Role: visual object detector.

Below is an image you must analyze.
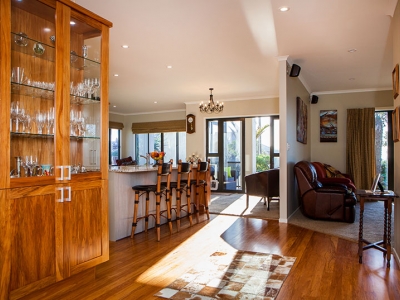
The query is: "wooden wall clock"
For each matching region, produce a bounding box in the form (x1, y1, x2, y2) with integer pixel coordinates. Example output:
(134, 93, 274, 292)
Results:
(186, 114, 195, 134)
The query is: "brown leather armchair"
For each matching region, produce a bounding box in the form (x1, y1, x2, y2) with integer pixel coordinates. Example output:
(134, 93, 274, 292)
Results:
(294, 161, 356, 223)
(245, 168, 279, 210)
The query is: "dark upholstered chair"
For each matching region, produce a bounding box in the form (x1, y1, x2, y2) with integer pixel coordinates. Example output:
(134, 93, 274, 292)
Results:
(294, 161, 356, 223)
(245, 168, 279, 210)
(312, 162, 356, 192)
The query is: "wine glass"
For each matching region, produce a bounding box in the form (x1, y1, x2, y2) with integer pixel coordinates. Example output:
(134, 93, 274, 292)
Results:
(46, 107, 55, 134)
(35, 112, 46, 134)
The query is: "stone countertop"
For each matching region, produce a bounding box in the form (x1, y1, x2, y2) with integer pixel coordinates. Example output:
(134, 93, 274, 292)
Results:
(109, 165, 179, 173)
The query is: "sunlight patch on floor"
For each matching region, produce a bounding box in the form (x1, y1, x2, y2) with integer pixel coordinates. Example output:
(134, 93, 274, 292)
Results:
(135, 214, 241, 285)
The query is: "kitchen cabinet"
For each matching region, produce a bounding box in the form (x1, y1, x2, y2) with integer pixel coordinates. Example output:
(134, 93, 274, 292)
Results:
(0, 0, 112, 298)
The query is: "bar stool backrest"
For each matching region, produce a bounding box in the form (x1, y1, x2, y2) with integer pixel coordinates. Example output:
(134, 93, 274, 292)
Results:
(156, 159, 173, 191)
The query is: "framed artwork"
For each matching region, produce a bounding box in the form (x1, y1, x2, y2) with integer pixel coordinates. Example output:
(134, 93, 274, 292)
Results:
(296, 97, 307, 144)
(320, 110, 337, 142)
(393, 64, 399, 99)
(392, 107, 399, 142)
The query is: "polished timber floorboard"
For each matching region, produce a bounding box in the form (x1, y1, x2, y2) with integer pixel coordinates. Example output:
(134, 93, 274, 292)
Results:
(23, 214, 400, 300)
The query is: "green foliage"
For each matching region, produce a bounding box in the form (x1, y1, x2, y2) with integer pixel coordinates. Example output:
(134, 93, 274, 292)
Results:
(256, 154, 270, 172)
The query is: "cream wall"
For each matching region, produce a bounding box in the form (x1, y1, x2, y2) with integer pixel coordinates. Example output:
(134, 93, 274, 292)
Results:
(185, 97, 279, 162)
(283, 61, 311, 220)
(310, 90, 393, 172)
(392, 1, 400, 265)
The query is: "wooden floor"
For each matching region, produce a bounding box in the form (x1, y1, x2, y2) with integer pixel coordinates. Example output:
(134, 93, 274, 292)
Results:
(23, 214, 400, 300)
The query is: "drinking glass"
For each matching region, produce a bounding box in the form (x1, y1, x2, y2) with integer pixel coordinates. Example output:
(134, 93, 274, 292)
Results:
(46, 107, 55, 134)
(35, 112, 46, 134)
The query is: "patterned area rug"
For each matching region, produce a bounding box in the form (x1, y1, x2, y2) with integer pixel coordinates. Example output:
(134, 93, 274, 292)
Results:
(155, 250, 296, 299)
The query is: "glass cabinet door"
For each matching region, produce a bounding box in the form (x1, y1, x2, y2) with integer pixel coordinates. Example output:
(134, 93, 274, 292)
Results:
(69, 12, 102, 175)
(10, 0, 56, 180)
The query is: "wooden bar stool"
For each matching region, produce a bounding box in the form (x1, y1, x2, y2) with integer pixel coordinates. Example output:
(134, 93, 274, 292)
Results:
(170, 159, 193, 231)
(131, 159, 173, 241)
(191, 159, 210, 223)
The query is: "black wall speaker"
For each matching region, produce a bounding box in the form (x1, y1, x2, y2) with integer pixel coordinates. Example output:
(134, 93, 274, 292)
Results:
(311, 95, 318, 104)
(289, 64, 301, 77)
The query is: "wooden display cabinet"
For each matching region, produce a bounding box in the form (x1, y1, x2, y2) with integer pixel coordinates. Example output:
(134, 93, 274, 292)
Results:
(0, 0, 112, 299)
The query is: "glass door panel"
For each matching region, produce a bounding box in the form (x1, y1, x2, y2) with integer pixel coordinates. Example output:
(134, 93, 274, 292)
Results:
(10, 0, 56, 179)
(69, 13, 102, 173)
(223, 120, 243, 191)
(206, 118, 244, 192)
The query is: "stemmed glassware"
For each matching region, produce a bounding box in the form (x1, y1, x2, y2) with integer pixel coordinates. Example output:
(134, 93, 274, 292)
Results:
(35, 112, 46, 134)
(10, 101, 21, 132)
(46, 107, 55, 134)
(23, 155, 38, 176)
(70, 109, 87, 136)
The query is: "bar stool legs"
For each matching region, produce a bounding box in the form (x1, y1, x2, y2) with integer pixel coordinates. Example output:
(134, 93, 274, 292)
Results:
(131, 191, 152, 238)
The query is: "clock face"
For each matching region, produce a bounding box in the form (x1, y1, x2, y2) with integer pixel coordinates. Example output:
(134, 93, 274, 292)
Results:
(188, 117, 193, 123)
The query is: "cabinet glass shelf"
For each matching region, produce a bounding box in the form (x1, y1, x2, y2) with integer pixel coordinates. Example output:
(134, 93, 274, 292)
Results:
(12, 32, 55, 62)
(11, 32, 101, 68)
(11, 82, 54, 99)
(10, 132, 100, 140)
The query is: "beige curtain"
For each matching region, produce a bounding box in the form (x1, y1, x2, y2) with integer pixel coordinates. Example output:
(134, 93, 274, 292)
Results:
(109, 121, 124, 130)
(346, 108, 375, 189)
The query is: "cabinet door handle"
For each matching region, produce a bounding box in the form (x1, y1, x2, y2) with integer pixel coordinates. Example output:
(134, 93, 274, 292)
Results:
(57, 166, 64, 180)
(57, 187, 64, 202)
(65, 186, 71, 202)
(65, 165, 71, 180)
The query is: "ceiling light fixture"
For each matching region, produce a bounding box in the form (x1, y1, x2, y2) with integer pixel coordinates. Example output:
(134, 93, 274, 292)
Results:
(114, 74, 119, 77)
(199, 88, 223, 114)
(167, 65, 172, 69)
(279, 7, 290, 12)
(121, 45, 129, 48)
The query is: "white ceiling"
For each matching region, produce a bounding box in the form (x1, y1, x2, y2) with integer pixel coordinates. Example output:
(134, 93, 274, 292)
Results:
(75, 0, 397, 115)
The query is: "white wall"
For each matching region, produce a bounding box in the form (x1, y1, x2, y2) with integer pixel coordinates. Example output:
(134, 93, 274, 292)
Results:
(310, 91, 393, 172)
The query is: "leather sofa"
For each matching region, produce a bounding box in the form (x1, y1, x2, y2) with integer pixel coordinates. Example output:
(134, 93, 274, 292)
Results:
(312, 161, 356, 192)
(294, 161, 356, 223)
(245, 168, 279, 210)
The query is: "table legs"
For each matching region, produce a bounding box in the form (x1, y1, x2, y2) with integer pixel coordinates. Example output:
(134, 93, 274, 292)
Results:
(358, 196, 392, 268)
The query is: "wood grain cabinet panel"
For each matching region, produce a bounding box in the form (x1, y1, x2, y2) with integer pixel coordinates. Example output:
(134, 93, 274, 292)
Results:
(0, 0, 112, 298)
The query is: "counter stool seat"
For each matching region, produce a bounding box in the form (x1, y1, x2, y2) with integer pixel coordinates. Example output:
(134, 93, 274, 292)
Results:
(131, 160, 173, 241)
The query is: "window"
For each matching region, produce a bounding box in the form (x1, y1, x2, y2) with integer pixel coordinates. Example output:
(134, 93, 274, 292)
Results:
(109, 128, 121, 165)
(134, 132, 186, 165)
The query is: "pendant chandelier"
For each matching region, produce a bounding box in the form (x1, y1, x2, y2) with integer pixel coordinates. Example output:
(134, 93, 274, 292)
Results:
(199, 88, 223, 113)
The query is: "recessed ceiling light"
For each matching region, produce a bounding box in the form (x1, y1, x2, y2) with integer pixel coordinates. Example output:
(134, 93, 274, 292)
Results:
(348, 48, 357, 53)
(154, 101, 158, 104)
(121, 45, 129, 49)
(279, 7, 290, 12)
(70, 21, 76, 25)
(114, 74, 119, 77)
(113, 105, 117, 107)
(167, 65, 172, 69)
(44, 28, 51, 32)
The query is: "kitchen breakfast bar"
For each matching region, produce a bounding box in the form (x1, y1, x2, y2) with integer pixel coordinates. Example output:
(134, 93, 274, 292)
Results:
(108, 165, 210, 241)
